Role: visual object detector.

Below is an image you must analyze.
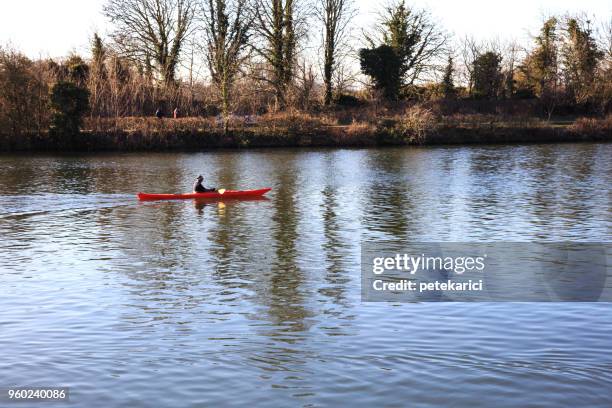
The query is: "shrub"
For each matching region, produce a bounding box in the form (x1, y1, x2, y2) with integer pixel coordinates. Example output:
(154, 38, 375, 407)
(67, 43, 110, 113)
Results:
(569, 115, 612, 134)
(334, 94, 364, 107)
(397, 105, 437, 143)
(359, 45, 402, 100)
(49, 81, 90, 140)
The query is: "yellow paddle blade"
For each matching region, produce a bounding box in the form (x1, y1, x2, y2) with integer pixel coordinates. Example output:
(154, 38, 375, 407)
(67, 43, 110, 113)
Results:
(218, 189, 226, 194)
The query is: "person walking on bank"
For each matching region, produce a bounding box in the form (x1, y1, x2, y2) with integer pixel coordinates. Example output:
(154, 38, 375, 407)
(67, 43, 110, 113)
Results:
(173, 107, 179, 119)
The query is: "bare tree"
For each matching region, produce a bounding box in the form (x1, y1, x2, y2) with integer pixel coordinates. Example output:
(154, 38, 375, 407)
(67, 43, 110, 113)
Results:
(251, 0, 308, 109)
(596, 18, 612, 113)
(502, 40, 521, 98)
(315, 0, 355, 105)
(296, 59, 316, 109)
(459, 36, 480, 93)
(603, 18, 612, 60)
(0, 48, 48, 136)
(459, 36, 504, 96)
(104, 0, 196, 85)
(332, 55, 359, 95)
(201, 0, 252, 130)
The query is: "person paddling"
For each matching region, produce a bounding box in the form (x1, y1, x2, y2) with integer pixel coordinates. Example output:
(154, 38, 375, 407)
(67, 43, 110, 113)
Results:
(193, 175, 217, 193)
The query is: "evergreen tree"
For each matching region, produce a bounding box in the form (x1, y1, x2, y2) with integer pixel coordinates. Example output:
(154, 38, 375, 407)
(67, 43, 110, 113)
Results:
(92, 33, 106, 68)
(366, 0, 447, 88)
(520, 18, 559, 98)
(359, 45, 402, 99)
(89, 34, 107, 117)
(49, 81, 90, 142)
(471, 51, 503, 99)
(442, 54, 456, 98)
(562, 17, 603, 104)
(65, 55, 89, 86)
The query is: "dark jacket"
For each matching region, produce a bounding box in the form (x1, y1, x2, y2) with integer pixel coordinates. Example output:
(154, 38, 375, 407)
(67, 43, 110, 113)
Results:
(194, 180, 214, 193)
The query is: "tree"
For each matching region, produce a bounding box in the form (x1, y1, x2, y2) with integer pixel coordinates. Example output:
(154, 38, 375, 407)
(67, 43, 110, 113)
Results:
(441, 54, 456, 98)
(316, 0, 355, 106)
(296, 60, 316, 109)
(252, 0, 303, 109)
(0, 49, 46, 136)
(561, 17, 603, 104)
(104, 0, 196, 85)
(603, 17, 612, 61)
(106, 55, 133, 118)
(459, 36, 482, 94)
(201, 0, 251, 131)
(367, 0, 448, 87)
(92, 33, 106, 67)
(65, 55, 90, 86)
(593, 18, 612, 113)
(89, 33, 108, 117)
(520, 18, 560, 99)
(359, 45, 402, 99)
(502, 41, 520, 98)
(49, 82, 90, 141)
(471, 51, 503, 99)
(516, 17, 561, 118)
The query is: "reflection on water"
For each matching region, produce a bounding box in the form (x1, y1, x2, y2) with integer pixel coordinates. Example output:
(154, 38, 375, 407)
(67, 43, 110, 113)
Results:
(0, 144, 611, 407)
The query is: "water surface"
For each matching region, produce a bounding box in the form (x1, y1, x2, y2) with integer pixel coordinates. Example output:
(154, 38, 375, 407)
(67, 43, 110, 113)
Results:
(1, 144, 611, 407)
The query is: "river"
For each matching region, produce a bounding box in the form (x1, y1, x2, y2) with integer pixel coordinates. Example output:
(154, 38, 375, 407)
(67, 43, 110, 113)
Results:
(1, 143, 611, 407)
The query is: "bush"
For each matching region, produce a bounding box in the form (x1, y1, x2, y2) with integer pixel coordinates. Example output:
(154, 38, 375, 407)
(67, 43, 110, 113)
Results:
(359, 45, 402, 100)
(49, 81, 90, 140)
(569, 115, 612, 135)
(334, 94, 364, 107)
(397, 105, 437, 143)
(373, 105, 437, 144)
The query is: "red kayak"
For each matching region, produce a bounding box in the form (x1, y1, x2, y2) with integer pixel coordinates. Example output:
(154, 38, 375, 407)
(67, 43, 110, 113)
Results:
(138, 188, 272, 201)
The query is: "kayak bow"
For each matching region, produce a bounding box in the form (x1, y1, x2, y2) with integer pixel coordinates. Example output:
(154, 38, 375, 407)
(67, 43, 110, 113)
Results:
(137, 188, 271, 201)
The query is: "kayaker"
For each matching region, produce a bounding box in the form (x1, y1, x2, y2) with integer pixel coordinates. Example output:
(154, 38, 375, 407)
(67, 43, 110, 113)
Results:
(155, 108, 164, 119)
(193, 175, 216, 193)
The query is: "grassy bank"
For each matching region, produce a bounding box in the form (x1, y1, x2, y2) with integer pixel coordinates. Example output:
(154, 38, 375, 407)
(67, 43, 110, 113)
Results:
(1, 111, 611, 152)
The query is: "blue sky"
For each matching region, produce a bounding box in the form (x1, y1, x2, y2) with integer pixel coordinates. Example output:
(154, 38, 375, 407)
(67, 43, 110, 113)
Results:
(1, 0, 610, 58)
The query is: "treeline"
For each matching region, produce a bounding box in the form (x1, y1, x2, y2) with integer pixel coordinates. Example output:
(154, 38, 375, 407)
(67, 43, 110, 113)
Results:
(1, 0, 611, 139)
(358, 5, 611, 117)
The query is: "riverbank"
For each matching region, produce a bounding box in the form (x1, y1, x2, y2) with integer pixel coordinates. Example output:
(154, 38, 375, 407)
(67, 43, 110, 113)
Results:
(1, 112, 610, 152)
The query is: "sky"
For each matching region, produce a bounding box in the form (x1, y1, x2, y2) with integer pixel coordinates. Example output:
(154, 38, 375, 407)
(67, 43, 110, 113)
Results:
(0, 0, 610, 59)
